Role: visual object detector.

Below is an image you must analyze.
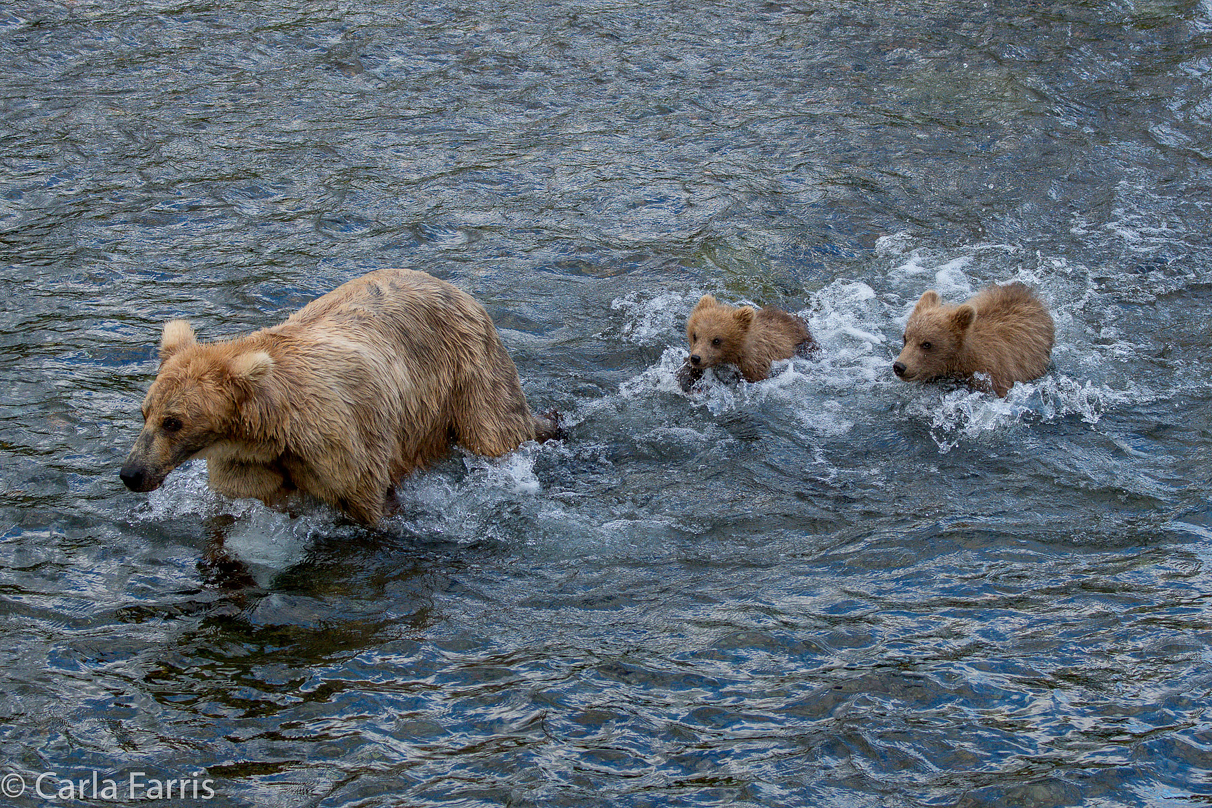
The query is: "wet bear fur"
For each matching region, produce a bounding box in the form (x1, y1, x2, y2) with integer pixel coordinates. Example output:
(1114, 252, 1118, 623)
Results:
(679, 294, 816, 389)
(893, 282, 1055, 397)
(120, 268, 559, 525)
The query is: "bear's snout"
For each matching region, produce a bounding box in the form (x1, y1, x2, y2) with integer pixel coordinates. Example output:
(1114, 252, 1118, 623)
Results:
(119, 463, 147, 491)
(690, 354, 701, 366)
(893, 361, 907, 377)
(119, 462, 161, 493)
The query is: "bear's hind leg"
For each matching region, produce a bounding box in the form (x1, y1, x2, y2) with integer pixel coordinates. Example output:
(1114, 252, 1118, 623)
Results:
(450, 354, 542, 457)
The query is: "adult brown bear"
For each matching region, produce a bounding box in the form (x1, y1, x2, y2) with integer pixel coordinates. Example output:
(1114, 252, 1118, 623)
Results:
(120, 269, 558, 524)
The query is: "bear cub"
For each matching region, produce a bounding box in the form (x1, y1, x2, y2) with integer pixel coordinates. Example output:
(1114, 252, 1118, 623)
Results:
(678, 294, 816, 391)
(893, 282, 1054, 397)
(120, 268, 559, 525)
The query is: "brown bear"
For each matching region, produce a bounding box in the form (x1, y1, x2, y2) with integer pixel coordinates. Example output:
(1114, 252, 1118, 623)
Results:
(893, 282, 1055, 397)
(120, 268, 559, 525)
(678, 294, 816, 390)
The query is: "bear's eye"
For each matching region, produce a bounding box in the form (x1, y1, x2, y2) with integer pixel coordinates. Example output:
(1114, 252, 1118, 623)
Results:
(711, 337, 721, 346)
(161, 416, 183, 433)
(692, 332, 697, 342)
(921, 341, 932, 350)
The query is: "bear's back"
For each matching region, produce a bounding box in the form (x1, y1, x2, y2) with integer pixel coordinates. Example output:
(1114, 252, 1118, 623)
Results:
(754, 307, 811, 347)
(272, 269, 499, 388)
(735, 307, 814, 381)
(967, 283, 1055, 392)
(286, 269, 482, 334)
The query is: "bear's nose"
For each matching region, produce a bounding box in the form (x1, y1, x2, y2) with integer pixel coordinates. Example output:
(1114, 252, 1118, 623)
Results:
(119, 465, 146, 491)
(893, 361, 906, 377)
(690, 355, 701, 366)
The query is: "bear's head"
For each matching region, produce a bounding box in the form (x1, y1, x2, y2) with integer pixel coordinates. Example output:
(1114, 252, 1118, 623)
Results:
(686, 294, 754, 371)
(892, 290, 975, 385)
(119, 320, 274, 493)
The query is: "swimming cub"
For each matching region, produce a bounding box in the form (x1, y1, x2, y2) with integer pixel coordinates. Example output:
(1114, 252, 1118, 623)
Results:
(893, 282, 1054, 397)
(678, 294, 816, 391)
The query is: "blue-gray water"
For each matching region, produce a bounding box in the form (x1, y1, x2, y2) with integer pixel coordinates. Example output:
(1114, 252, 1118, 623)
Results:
(2, 1, 1211, 806)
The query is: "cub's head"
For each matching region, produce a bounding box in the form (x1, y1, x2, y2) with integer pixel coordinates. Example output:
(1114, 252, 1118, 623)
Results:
(892, 290, 975, 384)
(119, 320, 273, 493)
(686, 294, 754, 370)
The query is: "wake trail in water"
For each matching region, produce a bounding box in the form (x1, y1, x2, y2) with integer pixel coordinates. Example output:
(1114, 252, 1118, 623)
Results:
(604, 238, 1129, 452)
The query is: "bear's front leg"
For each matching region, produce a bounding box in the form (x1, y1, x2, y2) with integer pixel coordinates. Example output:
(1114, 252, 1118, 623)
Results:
(206, 459, 295, 508)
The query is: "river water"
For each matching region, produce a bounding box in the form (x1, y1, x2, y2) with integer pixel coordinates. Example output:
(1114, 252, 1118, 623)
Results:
(3, 1, 1212, 806)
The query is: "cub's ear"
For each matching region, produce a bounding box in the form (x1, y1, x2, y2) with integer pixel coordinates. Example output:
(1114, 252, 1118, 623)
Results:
(692, 294, 717, 312)
(951, 304, 976, 332)
(734, 306, 756, 329)
(912, 290, 941, 312)
(228, 351, 274, 385)
(159, 320, 196, 363)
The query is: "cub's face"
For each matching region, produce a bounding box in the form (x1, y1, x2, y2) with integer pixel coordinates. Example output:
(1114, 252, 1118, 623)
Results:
(894, 317, 956, 383)
(686, 295, 753, 370)
(892, 291, 973, 384)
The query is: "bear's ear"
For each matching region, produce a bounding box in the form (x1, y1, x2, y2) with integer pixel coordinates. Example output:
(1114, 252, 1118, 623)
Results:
(733, 306, 756, 329)
(912, 290, 941, 312)
(951, 304, 976, 333)
(228, 351, 274, 386)
(159, 320, 196, 363)
(692, 294, 717, 312)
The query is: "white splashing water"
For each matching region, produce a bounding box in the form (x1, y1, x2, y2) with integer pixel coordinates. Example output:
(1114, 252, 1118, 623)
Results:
(609, 289, 704, 345)
(136, 462, 326, 583)
(907, 375, 1122, 453)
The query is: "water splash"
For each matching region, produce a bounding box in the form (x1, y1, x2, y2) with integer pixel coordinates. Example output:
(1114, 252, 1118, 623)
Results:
(134, 461, 331, 583)
(137, 461, 226, 522)
(907, 374, 1121, 453)
(608, 289, 703, 345)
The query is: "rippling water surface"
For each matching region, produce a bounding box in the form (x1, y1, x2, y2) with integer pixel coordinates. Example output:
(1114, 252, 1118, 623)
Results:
(3, 1, 1212, 806)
